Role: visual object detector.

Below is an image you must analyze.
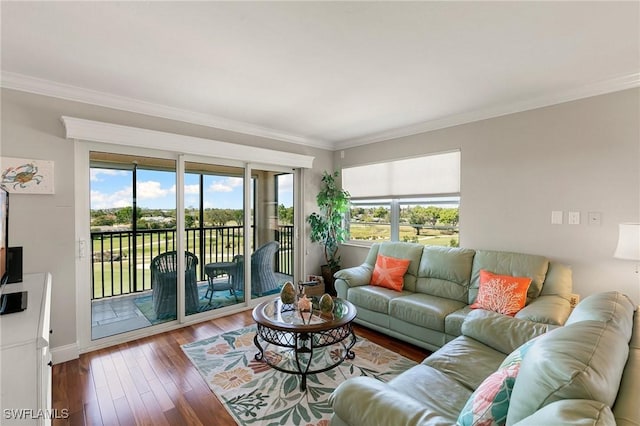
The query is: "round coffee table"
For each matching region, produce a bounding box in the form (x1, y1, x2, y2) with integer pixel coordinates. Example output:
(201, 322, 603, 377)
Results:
(252, 297, 357, 391)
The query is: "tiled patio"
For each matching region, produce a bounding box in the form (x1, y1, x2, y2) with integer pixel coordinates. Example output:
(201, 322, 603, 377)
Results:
(91, 274, 291, 340)
(91, 291, 155, 340)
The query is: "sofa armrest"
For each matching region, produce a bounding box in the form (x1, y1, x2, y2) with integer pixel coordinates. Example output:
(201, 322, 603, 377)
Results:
(513, 399, 616, 426)
(334, 264, 373, 286)
(461, 309, 550, 355)
(515, 294, 572, 326)
(329, 377, 433, 426)
(334, 265, 373, 298)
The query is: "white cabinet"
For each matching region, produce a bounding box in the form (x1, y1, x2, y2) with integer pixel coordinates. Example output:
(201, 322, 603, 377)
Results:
(0, 273, 53, 425)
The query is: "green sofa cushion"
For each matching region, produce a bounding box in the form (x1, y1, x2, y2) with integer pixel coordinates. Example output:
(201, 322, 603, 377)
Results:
(514, 295, 572, 325)
(424, 335, 505, 391)
(389, 294, 465, 332)
(513, 400, 616, 426)
(461, 309, 550, 355)
(415, 246, 476, 302)
(539, 261, 573, 297)
(444, 306, 472, 337)
(347, 285, 408, 314)
(613, 309, 639, 426)
(566, 290, 635, 338)
(507, 320, 630, 425)
(470, 250, 549, 304)
(330, 365, 472, 426)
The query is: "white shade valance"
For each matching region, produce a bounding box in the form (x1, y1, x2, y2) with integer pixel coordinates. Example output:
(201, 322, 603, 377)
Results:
(342, 150, 460, 198)
(61, 116, 315, 169)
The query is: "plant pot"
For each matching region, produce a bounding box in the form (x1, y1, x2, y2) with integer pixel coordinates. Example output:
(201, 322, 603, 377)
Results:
(321, 264, 339, 296)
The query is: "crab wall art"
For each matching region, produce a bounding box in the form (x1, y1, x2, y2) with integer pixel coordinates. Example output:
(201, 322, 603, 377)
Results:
(0, 157, 54, 194)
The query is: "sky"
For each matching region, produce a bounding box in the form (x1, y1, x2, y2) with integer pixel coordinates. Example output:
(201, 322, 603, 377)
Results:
(90, 168, 293, 210)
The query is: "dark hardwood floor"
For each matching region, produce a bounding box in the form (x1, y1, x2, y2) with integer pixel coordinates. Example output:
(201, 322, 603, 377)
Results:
(52, 310, 431, 426)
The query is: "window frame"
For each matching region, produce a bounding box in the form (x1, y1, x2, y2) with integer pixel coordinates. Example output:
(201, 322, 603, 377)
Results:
(347, 194, 460, 247)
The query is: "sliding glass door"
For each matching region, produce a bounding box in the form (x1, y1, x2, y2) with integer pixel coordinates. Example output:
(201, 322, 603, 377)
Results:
(90, 153, 179, 339)
(249, 166, 295, 300)
(87, 150, 299, 342)
(183, 161, 246, 315)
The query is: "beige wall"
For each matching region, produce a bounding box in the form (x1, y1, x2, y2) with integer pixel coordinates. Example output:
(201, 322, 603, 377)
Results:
(0, 88, 333, 353)
(2, 87, 638, 356)
(336, 88, 640, 305)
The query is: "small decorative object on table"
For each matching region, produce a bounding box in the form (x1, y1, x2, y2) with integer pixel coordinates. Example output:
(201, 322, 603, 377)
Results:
(319, 293, 334, 313)
(297, 294, 313, 324)
(280, 281, 296, 305)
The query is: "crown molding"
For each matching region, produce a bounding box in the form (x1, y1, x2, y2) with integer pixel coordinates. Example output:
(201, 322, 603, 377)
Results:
(3, 71, 639, 152)
(334, 72, 640, 150)
(1, 71, 331, 150)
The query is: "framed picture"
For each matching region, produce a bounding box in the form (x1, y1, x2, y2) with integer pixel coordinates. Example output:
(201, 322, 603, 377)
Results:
(0, 157, 55, 194)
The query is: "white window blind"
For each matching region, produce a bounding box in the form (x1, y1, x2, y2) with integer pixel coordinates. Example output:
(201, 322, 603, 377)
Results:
(342, 151, 460, 198)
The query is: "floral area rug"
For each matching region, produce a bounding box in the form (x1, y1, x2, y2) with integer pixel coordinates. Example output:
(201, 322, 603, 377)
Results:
(181, 325, 417, 426)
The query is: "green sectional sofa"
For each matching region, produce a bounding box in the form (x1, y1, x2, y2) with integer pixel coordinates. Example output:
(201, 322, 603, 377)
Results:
(334, 242, 573, 351)
(330, 291, 639, 425)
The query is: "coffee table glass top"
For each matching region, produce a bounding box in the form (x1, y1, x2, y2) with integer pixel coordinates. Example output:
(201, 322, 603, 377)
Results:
(252, 297, 356, 332)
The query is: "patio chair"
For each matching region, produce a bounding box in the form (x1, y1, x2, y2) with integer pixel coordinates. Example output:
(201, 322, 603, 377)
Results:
(231, 241, 281, 297)
(151, 251, 199, 318)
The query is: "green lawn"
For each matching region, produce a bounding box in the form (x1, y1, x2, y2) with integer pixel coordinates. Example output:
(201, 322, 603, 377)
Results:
(350, 223, 459, 247)
(91, 231, 293, 299)
(92, 261, 151, 298)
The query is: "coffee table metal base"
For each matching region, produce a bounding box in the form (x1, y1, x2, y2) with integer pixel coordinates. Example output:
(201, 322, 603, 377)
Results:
(253, 322, 357, 391)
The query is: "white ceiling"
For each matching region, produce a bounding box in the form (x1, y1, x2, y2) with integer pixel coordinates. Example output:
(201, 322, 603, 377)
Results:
(1, 1, 639, 150)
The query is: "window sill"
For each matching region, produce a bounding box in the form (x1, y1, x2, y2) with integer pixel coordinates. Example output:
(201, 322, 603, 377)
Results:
(342, 241, 376, 248)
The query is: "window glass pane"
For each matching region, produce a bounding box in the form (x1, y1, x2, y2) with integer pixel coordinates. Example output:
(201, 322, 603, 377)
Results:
(185, 162, 246, 315)
(400, 197, 459, 247)
(349, 197, 459, 247)
(250, 169, 294, 300)
(349, 200, 391, 243)
(89, 153, 179, 339)
(276, 173, 294, 277)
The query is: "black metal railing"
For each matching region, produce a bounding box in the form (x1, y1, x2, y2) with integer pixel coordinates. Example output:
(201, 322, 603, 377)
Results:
(91, 225, 294, 300)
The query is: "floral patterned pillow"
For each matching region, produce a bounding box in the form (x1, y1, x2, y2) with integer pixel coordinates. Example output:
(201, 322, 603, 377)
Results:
(457, 336, 540, 426)
(470, 270, 532, 316)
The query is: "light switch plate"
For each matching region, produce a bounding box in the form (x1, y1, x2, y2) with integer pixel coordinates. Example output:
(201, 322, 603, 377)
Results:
(568, 211, 580, 225)
(551, 211, 563, 225)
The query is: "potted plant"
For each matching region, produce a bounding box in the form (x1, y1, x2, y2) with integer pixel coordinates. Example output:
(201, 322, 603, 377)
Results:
(307, 170, 351, 294)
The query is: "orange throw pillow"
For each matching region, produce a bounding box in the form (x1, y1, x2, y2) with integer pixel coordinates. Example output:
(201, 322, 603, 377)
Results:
(470, 270, 532, 316)
(370, 254, 411, 291)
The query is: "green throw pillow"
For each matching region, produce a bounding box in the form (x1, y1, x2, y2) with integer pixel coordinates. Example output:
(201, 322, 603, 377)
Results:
(457, 336, 540, 426)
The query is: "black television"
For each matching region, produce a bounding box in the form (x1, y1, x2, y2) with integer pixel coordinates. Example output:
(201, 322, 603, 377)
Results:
(0, 186, 8, 286)
(0, 186, 26, 314)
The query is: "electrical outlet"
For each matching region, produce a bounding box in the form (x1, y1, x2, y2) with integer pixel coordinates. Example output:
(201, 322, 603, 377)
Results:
(587, 212, 601, 226)
(569, 293, 580, 308)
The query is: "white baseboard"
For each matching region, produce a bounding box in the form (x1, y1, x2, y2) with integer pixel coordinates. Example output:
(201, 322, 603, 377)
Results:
(51, 342, 79, 364)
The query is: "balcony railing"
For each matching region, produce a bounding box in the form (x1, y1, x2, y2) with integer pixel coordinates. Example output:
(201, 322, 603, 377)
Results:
(91, 225, 294, 300)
